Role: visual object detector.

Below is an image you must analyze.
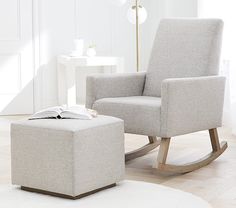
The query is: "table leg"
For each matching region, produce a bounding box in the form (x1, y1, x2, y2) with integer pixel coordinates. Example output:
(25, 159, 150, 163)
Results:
(65, 65, 77, 107)
(116, 58, 124, 73)
(57, 63, 67, 105)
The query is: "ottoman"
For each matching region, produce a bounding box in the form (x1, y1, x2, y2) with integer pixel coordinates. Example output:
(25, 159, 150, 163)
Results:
(11, 115, 125, 199)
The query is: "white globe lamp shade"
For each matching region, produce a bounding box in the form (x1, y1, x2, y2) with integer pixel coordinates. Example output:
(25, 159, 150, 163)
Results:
(110, 0, 127, 7)
(127, 6, 147, 25)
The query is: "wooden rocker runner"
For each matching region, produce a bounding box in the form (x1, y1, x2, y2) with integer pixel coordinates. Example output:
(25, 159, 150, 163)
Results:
(86, 19, 227, 174)
(155, 129, 227, 174)
(125, 136, 161, 162)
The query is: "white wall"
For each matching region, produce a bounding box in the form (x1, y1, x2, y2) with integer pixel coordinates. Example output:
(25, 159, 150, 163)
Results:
(166, 0, 198, 17)
(112, 0, 162, 72)
(74, 0, 198, 72)
(34, 0, 198, 111)
(34, 0, 76, 111)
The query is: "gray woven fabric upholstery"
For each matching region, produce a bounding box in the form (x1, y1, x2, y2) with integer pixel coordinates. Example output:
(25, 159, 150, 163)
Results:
(11, 116, 125, 197)
(144, 18, 223, 97)
(160, 76, 226, 137)
(93, 96, 161, 136)
(86, 72, 146, 109)
(86, 18, 225, 138)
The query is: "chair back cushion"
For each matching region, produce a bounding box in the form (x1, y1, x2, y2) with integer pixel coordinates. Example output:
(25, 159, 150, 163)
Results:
(143, 18, 223, 97)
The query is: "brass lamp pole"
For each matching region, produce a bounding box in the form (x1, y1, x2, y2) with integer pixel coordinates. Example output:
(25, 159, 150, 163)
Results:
(135, 0, 140, 72)
(127, 0, 147, 72)
(113, 0, 148, 72)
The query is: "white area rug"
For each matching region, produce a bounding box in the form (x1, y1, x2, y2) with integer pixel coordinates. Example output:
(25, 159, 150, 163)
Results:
(0, 180, 211, 208)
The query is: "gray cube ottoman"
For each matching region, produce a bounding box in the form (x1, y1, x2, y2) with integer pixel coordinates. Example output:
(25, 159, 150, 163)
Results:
(11, 115, 125, 199)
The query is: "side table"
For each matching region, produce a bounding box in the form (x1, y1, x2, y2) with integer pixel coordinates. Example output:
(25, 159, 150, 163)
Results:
(57, 55, 124, 106)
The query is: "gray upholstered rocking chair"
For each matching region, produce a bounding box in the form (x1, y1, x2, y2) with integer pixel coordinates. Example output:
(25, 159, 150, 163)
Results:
(86, 19, 227, 174)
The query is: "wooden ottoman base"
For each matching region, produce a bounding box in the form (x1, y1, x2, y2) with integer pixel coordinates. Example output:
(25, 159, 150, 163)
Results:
(21, 184, 116, 200)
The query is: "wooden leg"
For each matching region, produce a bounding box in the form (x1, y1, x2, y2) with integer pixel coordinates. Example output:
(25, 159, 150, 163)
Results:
(21, 184, 116, 200)
(156, 138, 171, 169)
(209, 128, 221, 152)
(148, 136, 157, 144)
(125, 136, 160, 162)
(155, 128, 228, 175)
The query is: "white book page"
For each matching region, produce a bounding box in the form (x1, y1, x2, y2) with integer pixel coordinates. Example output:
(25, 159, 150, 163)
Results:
(29, 106, 65, 120)
(60, 105, 93, 120)
(60, 110, 93, 120)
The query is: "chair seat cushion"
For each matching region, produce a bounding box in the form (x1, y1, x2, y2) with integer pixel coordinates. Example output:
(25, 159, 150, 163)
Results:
(93, 96, 161, 136)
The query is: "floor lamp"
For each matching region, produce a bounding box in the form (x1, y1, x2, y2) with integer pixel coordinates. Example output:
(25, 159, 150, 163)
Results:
(127, 0, 147, 72)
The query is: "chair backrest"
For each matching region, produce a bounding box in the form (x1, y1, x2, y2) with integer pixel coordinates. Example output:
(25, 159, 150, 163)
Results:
(143, 18, 224, 97)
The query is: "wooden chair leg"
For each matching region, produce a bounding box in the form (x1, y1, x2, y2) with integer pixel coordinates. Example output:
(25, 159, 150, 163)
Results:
(148, 136, 157, 144)
(125, 136, 160, 162)
(156, 138, 171, 169)
(209, 128, 221, 152)
(155, 128, 228, 174)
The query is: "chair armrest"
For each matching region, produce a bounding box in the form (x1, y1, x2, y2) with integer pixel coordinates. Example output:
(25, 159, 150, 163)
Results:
(160, 76, 226, 137)
(86, 72, 146, 109)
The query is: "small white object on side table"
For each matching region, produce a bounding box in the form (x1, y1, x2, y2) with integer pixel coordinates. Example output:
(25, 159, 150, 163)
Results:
(57, 55, 124, 106)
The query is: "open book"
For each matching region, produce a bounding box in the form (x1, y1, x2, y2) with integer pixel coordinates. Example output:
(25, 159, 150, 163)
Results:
(29, 106, 97, 120)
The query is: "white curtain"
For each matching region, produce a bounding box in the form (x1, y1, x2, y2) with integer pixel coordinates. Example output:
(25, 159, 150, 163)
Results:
(198, 0, 236, 135)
